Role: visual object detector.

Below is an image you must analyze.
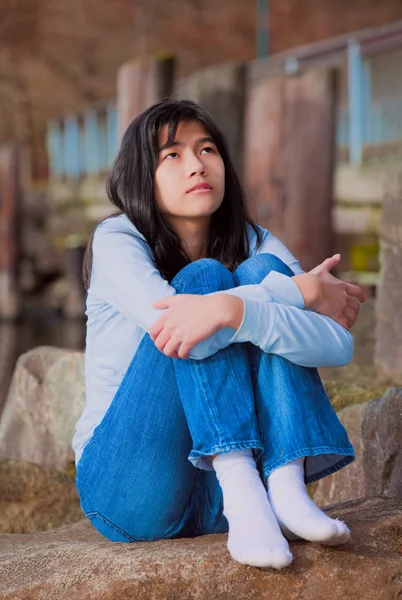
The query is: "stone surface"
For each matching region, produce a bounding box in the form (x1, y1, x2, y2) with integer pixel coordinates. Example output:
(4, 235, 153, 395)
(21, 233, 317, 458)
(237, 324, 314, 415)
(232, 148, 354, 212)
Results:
(0, 497, 401, 600)
(314, 388, 402, 507)
(0, 346, 85, 471)
(0, 459, 80, 534)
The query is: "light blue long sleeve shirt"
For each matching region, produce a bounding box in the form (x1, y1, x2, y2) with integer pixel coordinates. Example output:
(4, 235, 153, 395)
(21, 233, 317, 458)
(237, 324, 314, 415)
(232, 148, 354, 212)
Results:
(72, 214, 353, 465)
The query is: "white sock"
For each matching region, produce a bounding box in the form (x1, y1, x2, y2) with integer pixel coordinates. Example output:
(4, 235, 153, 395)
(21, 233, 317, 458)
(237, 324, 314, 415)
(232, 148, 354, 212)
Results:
(212, 449, 293, 569)
(267, 457, 351, 545)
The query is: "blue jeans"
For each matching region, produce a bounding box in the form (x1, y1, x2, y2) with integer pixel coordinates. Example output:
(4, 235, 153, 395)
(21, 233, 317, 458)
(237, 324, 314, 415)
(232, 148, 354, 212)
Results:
(75, 254, 355, 543)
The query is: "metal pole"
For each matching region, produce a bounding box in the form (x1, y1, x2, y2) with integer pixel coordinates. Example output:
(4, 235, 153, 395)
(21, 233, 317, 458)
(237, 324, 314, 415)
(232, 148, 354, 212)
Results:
(348, 40, 364, 165)
(257, 0, 269, 59)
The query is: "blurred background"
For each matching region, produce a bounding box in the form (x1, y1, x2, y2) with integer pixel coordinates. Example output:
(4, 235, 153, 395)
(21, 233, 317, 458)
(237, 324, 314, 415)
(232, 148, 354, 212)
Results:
(2, 0, 402, 415)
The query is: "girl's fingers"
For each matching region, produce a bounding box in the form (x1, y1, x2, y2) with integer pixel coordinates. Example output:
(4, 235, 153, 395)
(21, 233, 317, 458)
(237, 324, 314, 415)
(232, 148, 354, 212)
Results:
(161, 337, 182, 358)
(345, 283, 365, 303)
(149, 318, 165, 341)
(343, 305, 357, 328)
(152, 298, 171, 308)
(347, 295, 360, 316)
(153, 328, 172, 352)
(325, 254, 341, 268)
(177, 342, 192, 360)
(337, 316, 349, 330)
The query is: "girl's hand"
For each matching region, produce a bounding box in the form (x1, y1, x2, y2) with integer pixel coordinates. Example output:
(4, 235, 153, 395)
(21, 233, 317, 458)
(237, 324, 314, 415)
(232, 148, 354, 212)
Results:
(292, 254, 366, 330)
(150, 294, 242, 359)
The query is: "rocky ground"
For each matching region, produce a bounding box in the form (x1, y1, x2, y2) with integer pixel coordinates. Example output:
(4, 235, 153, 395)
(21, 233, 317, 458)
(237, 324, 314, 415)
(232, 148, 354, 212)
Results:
(0, 497, 401, 600)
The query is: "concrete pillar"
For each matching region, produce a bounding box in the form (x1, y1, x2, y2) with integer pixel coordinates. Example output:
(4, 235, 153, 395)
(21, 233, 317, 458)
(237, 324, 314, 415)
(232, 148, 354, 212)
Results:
(0, 145, 21, 320)
(375, 169, 402, 382)
(117, 55, 175, 140)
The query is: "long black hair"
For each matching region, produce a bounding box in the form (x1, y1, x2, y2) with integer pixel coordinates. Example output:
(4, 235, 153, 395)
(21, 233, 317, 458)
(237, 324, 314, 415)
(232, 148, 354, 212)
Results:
(82, 99, 262, 288)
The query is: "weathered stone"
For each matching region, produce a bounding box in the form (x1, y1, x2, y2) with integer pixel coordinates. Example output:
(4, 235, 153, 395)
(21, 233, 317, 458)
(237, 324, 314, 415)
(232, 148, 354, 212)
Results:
(0, 347, 85, 471)
(0, 497, 401, 600)
(0, 459, 81, 534)
(363, 388, 402, 499)
(314, 388, 402, 507)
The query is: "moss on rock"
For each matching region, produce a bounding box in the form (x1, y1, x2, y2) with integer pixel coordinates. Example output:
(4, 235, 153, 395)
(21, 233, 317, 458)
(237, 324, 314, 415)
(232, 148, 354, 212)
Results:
(323, 380, 389, 412)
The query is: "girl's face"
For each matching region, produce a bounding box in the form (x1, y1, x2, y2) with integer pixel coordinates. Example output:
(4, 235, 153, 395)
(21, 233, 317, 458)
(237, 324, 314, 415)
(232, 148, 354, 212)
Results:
(154, 119, 225, 223)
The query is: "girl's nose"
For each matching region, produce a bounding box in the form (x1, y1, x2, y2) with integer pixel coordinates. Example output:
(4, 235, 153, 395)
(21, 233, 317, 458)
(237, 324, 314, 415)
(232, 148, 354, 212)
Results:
(189, 158, 207, 177)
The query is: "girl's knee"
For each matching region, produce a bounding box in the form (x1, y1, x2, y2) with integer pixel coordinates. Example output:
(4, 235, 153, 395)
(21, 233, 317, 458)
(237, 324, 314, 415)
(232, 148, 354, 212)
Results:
(172, 258, 235, 294)
(235, 253, 294, 285)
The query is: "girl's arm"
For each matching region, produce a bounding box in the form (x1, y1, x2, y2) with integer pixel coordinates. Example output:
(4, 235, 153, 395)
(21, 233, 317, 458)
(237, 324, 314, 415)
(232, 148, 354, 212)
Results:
(187, 228, 358, 365)
(92, 219, 354, 367)
(90, 220, 304, 332)
(219, 297, 354, 368)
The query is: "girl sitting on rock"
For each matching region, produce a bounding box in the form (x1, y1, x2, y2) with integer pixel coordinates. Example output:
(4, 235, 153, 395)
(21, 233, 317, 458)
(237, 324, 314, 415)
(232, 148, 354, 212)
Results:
(73, 99, 364, 569)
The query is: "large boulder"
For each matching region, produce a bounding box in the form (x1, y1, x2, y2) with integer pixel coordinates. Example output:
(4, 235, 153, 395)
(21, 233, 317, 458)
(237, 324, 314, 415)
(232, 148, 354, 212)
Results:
(0, 346, 85, 471)
(0, 459, 81, 534)
(314, 388, 402, 506)
(0, 497, 401, 600)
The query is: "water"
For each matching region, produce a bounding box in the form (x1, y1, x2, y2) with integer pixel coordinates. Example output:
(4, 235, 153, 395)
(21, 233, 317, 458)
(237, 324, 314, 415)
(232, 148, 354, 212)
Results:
(0, 313, 86, 416)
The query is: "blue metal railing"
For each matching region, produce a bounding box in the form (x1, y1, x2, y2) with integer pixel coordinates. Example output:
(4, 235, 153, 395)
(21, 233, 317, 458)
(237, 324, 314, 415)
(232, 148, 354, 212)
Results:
(337, 41, 402, 162)
(46, 102, 119, 179)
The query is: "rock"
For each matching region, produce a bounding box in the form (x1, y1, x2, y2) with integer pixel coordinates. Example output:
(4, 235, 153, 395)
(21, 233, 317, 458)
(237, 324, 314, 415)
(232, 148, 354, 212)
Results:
(0, 497, 401, 600)
(0, 347, 85, 471)
(314, 388, 402, 507)
(0, 459, 81, 534)
(363, 389, 402, 499)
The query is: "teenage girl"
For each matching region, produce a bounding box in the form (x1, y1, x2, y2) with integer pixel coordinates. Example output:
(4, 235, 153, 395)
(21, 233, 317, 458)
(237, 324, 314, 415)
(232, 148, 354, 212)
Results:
(73, 99, 364, 569)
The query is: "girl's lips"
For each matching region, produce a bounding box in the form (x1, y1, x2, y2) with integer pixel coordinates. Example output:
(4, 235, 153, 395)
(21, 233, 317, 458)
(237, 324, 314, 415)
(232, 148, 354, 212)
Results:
(187, 187, 213, 194)
(187, 184, 212, 193)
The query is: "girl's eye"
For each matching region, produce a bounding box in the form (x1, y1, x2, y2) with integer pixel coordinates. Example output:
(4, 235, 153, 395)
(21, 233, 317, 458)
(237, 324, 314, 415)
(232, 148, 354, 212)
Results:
(165, 152, 179, 159)
(201, 146, 215, 154)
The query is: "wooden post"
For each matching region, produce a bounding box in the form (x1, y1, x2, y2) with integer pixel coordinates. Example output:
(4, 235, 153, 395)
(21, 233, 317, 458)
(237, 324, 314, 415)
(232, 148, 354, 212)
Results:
(244, 66, 337, 271)
(0, 145, 21, 320)
(243, 71, 285, 227)
(63, 236, 87, 319)
(282, 68, 337, 271)
(117, 55, 175, 140)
